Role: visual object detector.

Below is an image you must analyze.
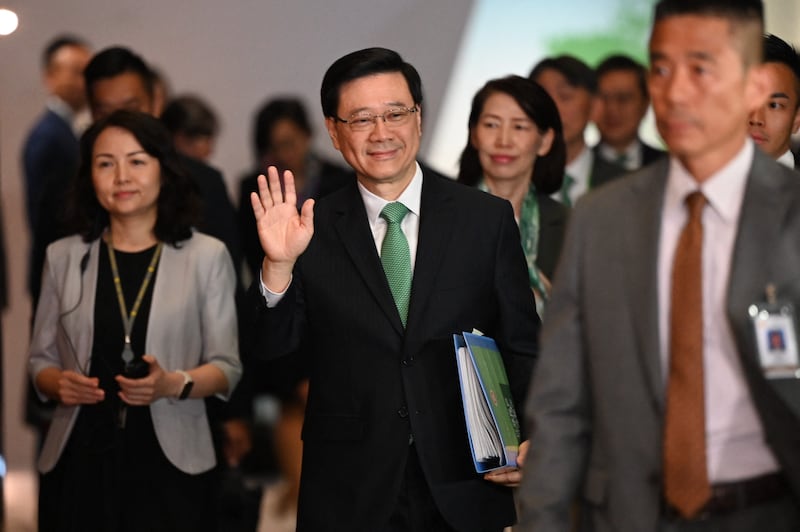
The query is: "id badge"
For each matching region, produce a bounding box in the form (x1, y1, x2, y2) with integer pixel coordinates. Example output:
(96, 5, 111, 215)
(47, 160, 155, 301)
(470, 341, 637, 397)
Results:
(748, 284, 800, 379)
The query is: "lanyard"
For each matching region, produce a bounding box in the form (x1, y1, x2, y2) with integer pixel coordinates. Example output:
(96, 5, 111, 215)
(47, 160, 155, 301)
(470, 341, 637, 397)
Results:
(106, 240, 163, 366)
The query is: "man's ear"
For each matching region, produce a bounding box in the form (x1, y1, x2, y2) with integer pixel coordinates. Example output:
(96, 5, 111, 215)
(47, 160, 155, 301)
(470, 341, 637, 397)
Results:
(744, 63, 770, 115)
(325, 117, 341, 151)
(792, 105, 800, 135)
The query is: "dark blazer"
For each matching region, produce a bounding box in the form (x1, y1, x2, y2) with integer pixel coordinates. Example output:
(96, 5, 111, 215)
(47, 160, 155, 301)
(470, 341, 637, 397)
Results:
(517, 150, 800, 531)
(536, 194, 569, 280)
(247, 168, 539, 531)
(22, 109, 80, 232)
(179, 155, 241, 277)
(641, 140, 667, 167)
(589, 152, 626, 189)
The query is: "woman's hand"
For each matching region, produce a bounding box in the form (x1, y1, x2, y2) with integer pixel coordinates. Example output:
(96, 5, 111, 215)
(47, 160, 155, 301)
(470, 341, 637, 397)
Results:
(56, 370, 105, 406)
(116, 354, 178, 405)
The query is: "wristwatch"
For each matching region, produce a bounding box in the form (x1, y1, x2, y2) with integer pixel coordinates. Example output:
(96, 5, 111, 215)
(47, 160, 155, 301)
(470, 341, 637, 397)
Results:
(176, 370, 194, 400)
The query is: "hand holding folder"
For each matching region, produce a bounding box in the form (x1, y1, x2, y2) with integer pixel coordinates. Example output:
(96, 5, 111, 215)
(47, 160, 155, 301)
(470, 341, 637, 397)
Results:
(453, 331, 522, 474)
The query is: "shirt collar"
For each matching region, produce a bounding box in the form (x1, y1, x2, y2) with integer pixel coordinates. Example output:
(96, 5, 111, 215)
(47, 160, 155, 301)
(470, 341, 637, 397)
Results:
(665, 140, 753, 224)
(358, 162, 423, 224)
(46, 96, 75, 124)
(566, 145, 592, 184)
(776, 149, 795, 169)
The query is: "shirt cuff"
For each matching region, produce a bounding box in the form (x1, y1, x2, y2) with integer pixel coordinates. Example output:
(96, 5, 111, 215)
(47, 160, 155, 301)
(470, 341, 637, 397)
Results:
(259, 271, 291, 308)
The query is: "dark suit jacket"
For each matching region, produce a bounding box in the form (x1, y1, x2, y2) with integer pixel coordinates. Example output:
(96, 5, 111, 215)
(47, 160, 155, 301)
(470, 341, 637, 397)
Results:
(517, 150, 800, 531)
(22, 109, 80, 232)
(248, 168, 539, 531)
(179, 155, 241, 277)
(641, 140, 666, 167)
(589, 152, 626, 190)
(536, 194, 569, 280)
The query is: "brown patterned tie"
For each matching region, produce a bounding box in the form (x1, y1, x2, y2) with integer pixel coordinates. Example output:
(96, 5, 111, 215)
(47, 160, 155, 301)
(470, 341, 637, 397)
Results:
(663, 191, 711, 518)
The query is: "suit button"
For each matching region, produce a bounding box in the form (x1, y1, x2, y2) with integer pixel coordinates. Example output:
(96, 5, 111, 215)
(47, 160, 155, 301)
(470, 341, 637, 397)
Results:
(397, 406, 408, 418)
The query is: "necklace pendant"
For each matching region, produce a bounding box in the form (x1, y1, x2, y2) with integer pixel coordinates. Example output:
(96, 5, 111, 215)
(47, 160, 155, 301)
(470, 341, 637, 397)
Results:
(122, 342, 134, 364)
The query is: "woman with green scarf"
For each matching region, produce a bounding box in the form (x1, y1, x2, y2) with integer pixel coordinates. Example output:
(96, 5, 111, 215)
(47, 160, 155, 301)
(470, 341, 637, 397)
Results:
(458, 75, 569, 314)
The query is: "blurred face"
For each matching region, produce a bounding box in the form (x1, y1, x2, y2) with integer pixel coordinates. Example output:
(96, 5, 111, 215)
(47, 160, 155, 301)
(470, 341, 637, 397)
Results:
(92, 126, 161, 224)
(90, 72, 154, 121)
(174, 133, 215, 162)
(45, 44, 91, 112)
(534, 68, 593, 149)
(649, 15, 766, 180)
(268, 118, 311, 172)
(748, 62, 800, 159)
(471, 92, 553, 186)
(325, 72, 421, 199)
(596, 69, 649, 150)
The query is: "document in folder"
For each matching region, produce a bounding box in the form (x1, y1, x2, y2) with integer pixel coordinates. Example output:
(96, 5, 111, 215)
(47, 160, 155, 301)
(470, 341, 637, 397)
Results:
(453, 332, 521, 473)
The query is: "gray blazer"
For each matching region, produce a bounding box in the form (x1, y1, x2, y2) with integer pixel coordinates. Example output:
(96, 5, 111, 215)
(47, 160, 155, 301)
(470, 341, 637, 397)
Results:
(29, 232, 242, 474)
(516, 149, 800, 531)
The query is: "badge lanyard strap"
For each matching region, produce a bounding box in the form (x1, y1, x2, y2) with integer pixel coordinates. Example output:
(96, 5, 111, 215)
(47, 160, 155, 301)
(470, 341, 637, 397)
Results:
(106, 240, 164, 366)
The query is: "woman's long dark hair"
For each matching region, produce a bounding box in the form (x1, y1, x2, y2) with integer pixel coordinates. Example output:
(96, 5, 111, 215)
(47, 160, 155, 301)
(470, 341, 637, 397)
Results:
(457, 75, 566, 195)
(67, 110, 201, 245)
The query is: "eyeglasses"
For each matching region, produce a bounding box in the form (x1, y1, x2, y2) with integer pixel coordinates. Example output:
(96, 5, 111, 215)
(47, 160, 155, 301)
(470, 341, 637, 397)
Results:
(335, 106, 418, 131)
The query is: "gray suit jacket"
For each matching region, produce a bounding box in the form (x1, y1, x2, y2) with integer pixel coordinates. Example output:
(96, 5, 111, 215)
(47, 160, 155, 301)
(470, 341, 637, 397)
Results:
(29, 232, 242, 474)
(516, 149, 800, 531)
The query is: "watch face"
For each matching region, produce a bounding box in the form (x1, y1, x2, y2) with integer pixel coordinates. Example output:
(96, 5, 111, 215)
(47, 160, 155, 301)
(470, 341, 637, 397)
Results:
(180, 380, 194, 400)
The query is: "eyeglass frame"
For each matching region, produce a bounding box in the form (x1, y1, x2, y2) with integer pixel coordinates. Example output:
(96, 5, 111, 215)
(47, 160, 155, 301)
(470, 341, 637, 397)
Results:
(333, 106, 419, 131)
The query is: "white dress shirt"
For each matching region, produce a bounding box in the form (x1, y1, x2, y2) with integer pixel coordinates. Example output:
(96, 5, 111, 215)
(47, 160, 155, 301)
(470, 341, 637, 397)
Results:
(776, 149, 795, 169)
(553, 145, 592, 205)
(657, 140, 779, 483)
(597, 140, 643, 171)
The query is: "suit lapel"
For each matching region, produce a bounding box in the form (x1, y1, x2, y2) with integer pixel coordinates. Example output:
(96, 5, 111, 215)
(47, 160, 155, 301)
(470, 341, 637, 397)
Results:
(332, 184, 406, 334)
(624, 162, 669, 408)
(726, 152, 789, 361)
(405, 175, 456, 333)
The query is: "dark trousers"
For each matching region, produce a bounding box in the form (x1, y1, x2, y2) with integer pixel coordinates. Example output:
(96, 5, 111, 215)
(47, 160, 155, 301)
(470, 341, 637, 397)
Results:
(659, 495, 800, 532)
(381, 444, 459, 532)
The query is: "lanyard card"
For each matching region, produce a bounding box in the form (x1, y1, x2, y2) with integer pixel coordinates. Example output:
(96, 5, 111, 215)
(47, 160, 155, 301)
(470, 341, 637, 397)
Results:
(748, 284, 800, 379)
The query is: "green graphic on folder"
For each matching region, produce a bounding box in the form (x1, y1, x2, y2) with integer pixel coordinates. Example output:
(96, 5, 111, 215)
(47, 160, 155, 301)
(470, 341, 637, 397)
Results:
(453, 331, 521, 472)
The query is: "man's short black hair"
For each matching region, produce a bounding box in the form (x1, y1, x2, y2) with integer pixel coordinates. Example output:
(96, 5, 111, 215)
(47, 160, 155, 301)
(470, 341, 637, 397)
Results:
(653, 0, 764, 66)
(84, 46, 154, 102)
(763, 33, 800, 106)
(595, 54, 648, 99)
(654, 0, 763, 20)
(320, 47, 423, 119)
(42, 35, 88, 70)
(529, 55, 597, 93)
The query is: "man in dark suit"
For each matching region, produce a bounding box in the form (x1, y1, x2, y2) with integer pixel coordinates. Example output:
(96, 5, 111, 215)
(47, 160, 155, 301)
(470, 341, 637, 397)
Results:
(593, 54, 666, 170)
(747, 33, 800, 169)
(530, 55, 625, 206)
(517, 1, 800, 531)
(22, 35, 91, 443)
(22, 35, 91, 296)
(30, 46, 241, 303)
(247, 47, 539, 531)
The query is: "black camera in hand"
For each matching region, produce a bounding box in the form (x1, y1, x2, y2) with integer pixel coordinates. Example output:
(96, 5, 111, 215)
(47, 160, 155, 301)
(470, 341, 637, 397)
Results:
(123, 358, 150, 379)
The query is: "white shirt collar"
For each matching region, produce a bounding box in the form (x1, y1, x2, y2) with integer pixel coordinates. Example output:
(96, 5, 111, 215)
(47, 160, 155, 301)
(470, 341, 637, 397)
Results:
(358, 162, 423, 224)
(776, 149, 795, 169)
(664, 140, 753, 224)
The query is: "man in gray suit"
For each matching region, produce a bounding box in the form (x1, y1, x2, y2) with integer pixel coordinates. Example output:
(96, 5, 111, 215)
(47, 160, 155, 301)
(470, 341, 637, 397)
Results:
(517, 1, 800, 531)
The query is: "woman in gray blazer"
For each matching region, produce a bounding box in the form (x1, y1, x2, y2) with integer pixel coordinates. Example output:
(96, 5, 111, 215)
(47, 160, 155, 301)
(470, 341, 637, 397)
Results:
(457, 75, 569, 313)
(28, 110, 242, 532)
